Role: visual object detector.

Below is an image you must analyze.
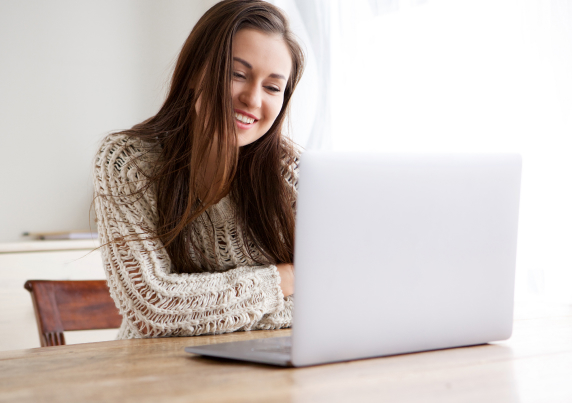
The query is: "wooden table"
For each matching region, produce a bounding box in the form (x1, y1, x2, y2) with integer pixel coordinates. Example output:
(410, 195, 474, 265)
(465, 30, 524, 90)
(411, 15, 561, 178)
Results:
(1, 302, 571, 403)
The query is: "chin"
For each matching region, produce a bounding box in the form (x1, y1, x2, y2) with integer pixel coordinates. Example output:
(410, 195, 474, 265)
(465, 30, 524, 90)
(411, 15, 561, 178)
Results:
(237, 133, 263, 147)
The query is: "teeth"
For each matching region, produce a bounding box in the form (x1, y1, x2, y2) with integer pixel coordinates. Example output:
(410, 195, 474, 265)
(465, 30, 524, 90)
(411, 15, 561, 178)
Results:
(234, 113, 255, 124)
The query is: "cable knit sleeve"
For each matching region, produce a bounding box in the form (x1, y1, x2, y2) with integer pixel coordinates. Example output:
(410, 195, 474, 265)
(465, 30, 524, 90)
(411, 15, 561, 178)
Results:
(93, 133, 287, 338)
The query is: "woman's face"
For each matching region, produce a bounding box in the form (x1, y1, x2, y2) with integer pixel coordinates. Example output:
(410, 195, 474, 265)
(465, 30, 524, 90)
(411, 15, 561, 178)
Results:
(231, 28, 292, 147)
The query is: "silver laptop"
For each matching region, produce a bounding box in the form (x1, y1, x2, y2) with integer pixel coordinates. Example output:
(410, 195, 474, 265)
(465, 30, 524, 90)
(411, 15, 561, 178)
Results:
(185, 152, 522, 367)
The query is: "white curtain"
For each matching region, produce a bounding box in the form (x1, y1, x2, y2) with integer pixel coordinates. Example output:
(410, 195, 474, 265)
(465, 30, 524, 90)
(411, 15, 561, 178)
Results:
(269, 0, 330, 149)
(289, 0, 572, 303)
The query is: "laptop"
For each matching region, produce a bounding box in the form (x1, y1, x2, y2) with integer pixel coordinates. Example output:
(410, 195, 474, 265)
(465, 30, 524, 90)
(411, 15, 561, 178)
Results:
(185, 152, 522, 367)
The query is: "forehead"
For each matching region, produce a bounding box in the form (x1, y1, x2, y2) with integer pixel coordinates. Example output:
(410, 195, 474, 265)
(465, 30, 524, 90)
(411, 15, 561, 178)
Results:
(232, 28, 292, 79)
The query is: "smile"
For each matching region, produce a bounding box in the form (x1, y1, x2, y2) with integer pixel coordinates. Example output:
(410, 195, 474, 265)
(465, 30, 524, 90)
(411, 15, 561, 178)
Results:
(234, 112, 256, 125)
(234, 112, 255, 124)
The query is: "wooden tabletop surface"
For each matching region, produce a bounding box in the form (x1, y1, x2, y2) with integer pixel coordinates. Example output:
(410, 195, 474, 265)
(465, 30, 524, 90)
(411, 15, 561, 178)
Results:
(1, 302, 571, 403)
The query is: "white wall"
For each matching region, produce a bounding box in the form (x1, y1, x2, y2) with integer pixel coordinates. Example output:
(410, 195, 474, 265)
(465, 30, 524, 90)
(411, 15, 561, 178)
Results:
(0, 0, 218, 243)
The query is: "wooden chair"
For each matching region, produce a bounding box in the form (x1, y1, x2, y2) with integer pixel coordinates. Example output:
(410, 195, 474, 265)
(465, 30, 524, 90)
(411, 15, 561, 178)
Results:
(24, 280, 123, 347)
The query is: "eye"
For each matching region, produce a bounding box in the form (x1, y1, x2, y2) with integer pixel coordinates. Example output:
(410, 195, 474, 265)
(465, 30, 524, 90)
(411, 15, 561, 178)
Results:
(233, 72, 246, 79)
(265, 86, 281, 93)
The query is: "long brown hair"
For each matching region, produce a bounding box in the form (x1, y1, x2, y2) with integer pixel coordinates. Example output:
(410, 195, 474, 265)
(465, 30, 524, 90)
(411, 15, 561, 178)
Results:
(118, 0, 305, 273)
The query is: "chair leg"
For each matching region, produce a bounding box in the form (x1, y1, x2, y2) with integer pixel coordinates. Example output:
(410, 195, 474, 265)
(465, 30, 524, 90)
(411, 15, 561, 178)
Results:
(25, 281, 66, 347)
(42, 331, 66, 347)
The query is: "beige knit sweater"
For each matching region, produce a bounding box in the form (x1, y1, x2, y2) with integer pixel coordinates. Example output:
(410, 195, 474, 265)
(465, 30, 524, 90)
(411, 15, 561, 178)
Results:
(93, 133, 295, 339)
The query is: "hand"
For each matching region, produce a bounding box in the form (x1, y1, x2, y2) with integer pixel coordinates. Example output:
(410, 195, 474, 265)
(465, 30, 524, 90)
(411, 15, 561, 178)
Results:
(276, 263, 295, 297)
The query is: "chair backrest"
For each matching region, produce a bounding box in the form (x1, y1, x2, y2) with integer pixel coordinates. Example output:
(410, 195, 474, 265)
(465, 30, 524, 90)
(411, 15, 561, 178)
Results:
(24, 280, 123, 347)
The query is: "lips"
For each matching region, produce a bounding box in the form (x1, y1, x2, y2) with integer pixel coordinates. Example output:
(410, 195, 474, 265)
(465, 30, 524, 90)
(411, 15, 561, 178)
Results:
(234, 112, 255, 124)
(234, 109, 258, 129)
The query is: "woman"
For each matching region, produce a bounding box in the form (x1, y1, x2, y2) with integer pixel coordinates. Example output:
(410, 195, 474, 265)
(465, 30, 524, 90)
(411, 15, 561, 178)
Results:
(93, 0, 304, 339)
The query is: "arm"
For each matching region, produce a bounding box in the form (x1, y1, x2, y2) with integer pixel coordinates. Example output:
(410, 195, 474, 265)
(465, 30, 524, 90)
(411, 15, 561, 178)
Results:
(254, 294, 294, 330)
(93, 134, 287, 337)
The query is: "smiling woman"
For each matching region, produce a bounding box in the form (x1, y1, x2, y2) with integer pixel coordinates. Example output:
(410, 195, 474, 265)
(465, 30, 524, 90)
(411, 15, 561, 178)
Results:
(231, 29, 292, 146)
(93, 0, 305, 339)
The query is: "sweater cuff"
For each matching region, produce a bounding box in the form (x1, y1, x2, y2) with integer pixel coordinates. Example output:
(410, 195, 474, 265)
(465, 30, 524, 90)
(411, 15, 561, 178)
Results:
(256, 265, 285, 314)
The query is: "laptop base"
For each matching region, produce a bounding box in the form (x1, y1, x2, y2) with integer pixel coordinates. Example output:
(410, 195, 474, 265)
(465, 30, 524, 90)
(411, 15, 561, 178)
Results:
(185, 336, 293, 367)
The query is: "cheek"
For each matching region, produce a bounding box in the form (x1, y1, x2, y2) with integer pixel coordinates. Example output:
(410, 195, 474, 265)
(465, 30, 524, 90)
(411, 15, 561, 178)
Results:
(266, 96, 284, 124)
(231, 81, 239, 101)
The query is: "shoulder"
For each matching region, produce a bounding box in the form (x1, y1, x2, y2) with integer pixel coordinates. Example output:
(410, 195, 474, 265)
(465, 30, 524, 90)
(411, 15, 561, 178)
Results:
(96, 133, 157, 172)
(93, 133, 162, 214)
(95, 132, 160, 186)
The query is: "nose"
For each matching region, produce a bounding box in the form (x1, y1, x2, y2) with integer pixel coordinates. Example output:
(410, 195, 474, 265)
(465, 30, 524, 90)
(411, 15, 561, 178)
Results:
(238, 82, 262, 109)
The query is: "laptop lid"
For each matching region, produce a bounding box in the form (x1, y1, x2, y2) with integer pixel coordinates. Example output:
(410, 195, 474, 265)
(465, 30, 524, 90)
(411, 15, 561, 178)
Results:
(291, 152, 521, 367)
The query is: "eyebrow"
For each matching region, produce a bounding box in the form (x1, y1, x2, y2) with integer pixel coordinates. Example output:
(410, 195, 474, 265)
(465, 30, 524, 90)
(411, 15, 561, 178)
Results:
(233, 57, 287, 81)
